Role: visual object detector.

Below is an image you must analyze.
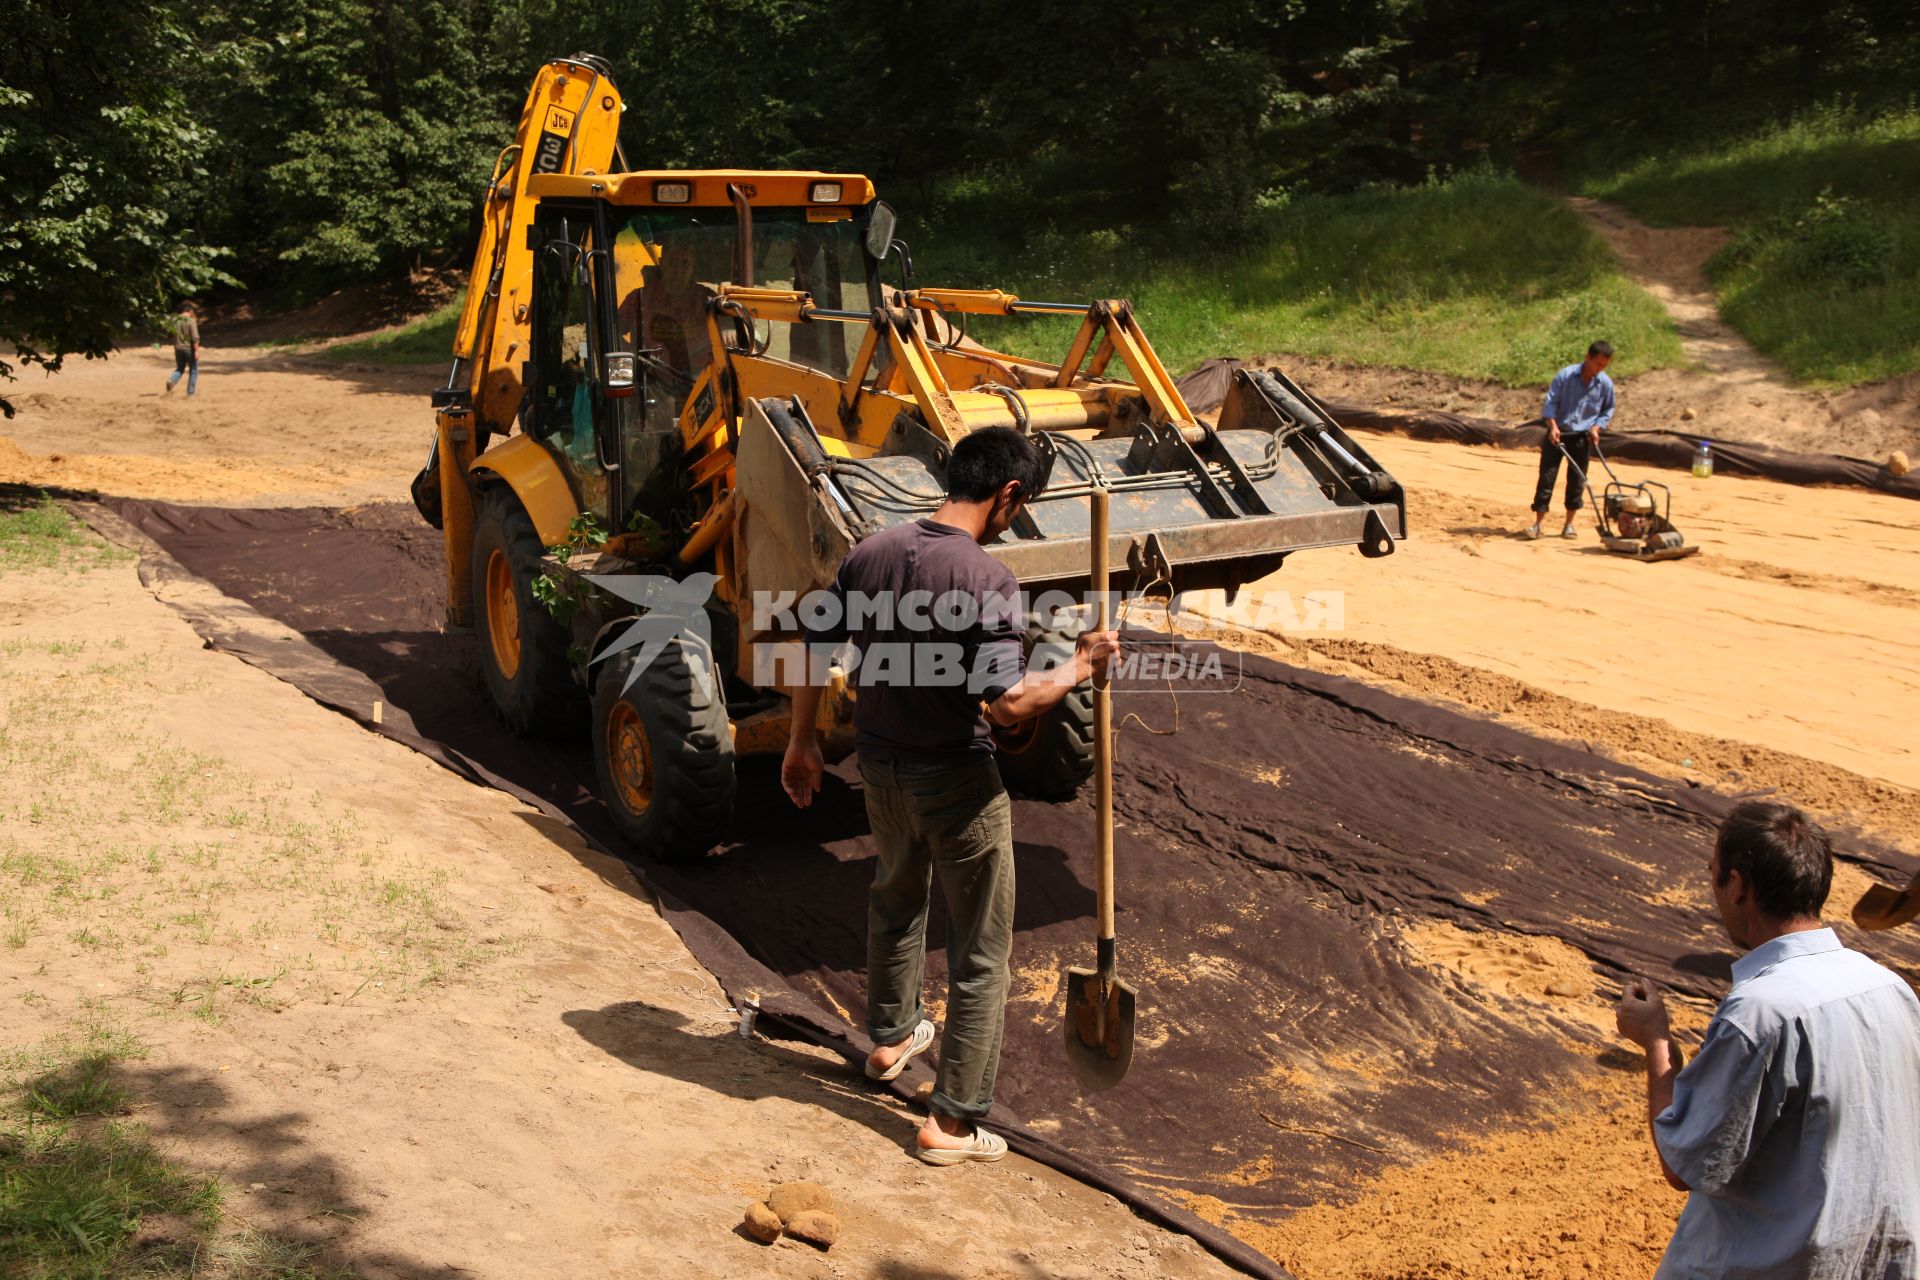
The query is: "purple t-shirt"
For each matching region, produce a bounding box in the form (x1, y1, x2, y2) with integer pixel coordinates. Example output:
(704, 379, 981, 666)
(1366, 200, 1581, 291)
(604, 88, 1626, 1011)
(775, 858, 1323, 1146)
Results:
(810, 519, 1025, 761)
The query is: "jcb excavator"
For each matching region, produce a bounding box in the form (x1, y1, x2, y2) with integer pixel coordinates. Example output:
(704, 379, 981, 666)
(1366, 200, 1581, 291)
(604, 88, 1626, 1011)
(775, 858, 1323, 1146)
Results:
(415, 54, 1407, 861)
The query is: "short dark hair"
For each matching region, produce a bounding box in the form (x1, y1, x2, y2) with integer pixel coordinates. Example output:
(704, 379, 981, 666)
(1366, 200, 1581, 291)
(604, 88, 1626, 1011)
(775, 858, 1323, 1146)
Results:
(1587, 340, 1613, 359)
(947, 426, 1046, 503)
(1715, 800, 1832, 920)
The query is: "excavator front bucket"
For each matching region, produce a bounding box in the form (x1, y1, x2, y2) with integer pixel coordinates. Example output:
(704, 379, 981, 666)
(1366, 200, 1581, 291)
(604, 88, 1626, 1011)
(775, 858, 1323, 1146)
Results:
(742, 366, 1403, 598)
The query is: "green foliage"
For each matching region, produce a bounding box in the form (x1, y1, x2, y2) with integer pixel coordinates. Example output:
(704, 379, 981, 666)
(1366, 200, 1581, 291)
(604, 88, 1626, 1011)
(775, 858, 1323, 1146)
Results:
(3, 0, 1913, 395)
(0, 1, 235, 416)
(919, 171, 1680, 387)
(183, 0, 524, 292)
(325, 302, 462, 364)
(533, 514, 608, 626)
(1580, 104, 1920, 227)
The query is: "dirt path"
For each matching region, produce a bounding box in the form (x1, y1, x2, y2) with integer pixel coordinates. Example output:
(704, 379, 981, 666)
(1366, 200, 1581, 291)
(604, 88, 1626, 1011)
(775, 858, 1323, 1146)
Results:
(1568, 197, 1772, 387)
(1564, 197, 1920, 460)
(0, 552, 1237, 1280)
(0, 346, 428, 507)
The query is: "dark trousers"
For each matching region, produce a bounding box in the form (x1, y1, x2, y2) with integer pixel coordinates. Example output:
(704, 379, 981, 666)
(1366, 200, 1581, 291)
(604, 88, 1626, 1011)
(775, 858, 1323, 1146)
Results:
(860, 752, 1014, 1121)
(1532, 432, 1590, 514)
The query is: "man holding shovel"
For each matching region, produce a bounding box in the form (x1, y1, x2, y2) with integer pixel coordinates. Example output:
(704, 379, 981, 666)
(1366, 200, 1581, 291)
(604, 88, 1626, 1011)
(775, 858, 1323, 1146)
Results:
(782, 426, 1119, 1165)
(1614, 801, 1920, 1276)
(1524, 340, 1614, 540)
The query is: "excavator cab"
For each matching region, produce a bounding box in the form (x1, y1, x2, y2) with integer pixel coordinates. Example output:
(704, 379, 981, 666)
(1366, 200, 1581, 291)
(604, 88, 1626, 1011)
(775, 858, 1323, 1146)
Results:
(422, 56, 1406, 864)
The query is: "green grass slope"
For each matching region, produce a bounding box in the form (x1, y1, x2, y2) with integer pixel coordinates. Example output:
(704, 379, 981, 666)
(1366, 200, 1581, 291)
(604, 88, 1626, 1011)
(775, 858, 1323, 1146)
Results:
(920, 170, 1681, 386)
(1580, 105, 1920, 386)
(324, 302, 461, 366)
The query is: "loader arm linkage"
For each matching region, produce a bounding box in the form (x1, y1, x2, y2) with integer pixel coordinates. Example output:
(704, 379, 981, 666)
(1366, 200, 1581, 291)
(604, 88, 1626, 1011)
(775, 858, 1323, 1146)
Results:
(681, 281, 1405, 603)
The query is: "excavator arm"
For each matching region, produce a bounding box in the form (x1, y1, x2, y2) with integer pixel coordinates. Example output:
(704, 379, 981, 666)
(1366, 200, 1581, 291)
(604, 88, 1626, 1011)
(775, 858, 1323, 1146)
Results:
(417, 54, 624, 622)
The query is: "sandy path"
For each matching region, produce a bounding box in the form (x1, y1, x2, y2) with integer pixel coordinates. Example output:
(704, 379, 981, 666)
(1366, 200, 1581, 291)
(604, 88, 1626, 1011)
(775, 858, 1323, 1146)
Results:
(1563, 197, 1920, 459)
(1568, 197, 1770, 388)
(0, 555, 1237, 1280)
(1, 346, 430, 507)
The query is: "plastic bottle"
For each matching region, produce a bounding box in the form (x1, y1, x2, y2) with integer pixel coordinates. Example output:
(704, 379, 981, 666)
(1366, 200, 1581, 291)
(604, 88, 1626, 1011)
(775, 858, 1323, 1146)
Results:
(1692, 440, 1713, 478)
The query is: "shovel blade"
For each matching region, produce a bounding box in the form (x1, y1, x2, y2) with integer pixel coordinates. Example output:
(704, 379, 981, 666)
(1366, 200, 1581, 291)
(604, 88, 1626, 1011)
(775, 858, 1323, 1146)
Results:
(1064, 965, 1137, 1091)
(1852, 871, 1920, 932)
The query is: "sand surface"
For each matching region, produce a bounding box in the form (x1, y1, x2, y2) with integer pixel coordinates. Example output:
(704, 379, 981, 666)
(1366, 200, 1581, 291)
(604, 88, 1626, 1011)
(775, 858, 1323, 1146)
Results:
(5, 340, 1917, 1279)
(0, 556, 1235, 1280)
(1205, 434, 1920, 813)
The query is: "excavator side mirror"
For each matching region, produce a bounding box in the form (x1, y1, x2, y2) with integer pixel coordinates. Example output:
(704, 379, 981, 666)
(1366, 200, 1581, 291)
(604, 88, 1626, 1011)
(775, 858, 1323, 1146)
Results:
(864, 202, 897, 260)
(602, 351, 637, 399)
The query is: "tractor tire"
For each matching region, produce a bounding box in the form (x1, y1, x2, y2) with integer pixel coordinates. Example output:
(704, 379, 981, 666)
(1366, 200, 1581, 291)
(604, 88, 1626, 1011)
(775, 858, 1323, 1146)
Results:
(470, 486, 583, 737)
(592, 638, 737, 863)
(993, 621, 1096, 800)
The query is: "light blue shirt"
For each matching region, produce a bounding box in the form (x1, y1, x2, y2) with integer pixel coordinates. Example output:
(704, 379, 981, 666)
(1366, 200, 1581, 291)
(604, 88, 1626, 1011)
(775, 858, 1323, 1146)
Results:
(1542, 362, 1615, 434)
(1654, 928, 1920, 1279)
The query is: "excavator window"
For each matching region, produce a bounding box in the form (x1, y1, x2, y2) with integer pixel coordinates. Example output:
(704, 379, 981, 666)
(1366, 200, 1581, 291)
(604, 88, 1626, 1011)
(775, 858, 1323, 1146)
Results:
(529, 214, 609, 517)
(609, 205, 875, 435)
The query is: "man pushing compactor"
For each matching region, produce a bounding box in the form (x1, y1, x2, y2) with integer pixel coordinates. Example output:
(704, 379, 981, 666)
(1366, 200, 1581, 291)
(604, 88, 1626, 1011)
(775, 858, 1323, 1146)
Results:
(1524, 340, 1614, 540)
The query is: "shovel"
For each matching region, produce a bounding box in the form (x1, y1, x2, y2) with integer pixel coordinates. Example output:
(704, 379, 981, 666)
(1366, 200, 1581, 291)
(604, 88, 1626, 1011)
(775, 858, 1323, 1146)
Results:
(1064, 487, 1138, 1091)
(1852, 869, 1920, 932)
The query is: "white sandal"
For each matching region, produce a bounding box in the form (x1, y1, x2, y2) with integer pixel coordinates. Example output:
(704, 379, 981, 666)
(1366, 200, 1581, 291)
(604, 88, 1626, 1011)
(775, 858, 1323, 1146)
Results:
(915, 1126, 1009, 1166)
(864, 1019, 935, 1082)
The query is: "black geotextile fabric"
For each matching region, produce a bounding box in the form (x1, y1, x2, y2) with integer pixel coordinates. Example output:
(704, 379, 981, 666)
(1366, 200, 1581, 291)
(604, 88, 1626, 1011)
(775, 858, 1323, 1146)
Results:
(95, 498, 1920, 1277)
(1177, 357, 1920, 501)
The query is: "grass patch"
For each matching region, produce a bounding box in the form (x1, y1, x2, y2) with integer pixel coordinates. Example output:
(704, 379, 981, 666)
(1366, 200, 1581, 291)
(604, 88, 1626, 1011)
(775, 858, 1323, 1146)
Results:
(1, 1017, 354, 1279)
(1578, 104, 1920, 385)
(324, 302, 460, 366)
(916, 168, 1681, 387)
(0, 492, 130, 573)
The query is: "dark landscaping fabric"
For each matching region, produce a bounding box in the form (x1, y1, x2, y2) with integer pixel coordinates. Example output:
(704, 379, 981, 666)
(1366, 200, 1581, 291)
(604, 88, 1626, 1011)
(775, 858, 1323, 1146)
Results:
(91, 498, 1920, 1278)
(1177, 357, 1920, 501)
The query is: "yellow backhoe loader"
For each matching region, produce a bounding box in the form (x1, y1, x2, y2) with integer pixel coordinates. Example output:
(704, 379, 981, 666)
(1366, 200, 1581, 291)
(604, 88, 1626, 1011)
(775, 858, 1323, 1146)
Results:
(414, 54, 1408, 861)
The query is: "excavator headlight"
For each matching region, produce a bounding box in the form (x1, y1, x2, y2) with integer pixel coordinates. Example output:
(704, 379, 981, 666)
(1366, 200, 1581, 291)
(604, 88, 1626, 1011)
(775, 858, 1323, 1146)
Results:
(809, 182, 843, 203)
(653, 181, 692, 204)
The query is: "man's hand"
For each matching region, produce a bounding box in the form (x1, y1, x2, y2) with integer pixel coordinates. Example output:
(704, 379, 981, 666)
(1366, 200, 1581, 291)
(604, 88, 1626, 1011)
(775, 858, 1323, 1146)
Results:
(1548, 423, 1562, 445)
(782, 734, 824, 808)
(1075, 628, 1121, 683)
(1615, 977, 1672, 1051)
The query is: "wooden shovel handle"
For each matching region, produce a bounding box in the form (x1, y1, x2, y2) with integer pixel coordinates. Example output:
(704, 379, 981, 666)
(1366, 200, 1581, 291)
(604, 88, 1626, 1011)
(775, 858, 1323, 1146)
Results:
(1091, 489, 1115, 962)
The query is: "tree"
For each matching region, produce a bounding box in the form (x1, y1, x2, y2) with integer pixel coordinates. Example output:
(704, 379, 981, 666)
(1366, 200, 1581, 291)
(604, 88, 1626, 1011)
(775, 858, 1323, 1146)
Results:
(0, 0, 231, 416)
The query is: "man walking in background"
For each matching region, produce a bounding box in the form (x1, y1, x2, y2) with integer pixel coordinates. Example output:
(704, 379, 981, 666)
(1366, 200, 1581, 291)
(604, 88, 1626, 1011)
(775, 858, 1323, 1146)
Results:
(1524, 340, 1613, 539)
(782, 426, 1118, 1166)
(1614, 800, 1920, 1277)
(165, 301, 200, 397)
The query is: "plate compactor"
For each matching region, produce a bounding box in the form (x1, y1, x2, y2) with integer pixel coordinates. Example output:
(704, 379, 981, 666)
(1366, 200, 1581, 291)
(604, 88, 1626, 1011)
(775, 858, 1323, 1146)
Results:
(1558, 438, 1699, 562)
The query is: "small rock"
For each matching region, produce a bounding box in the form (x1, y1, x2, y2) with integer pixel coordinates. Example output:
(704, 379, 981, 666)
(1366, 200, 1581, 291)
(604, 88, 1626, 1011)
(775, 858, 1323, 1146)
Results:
(1679, 406, 1697, 421)
(1889, 450, 1912, 478)
(742, 1201, 783, 1243)
(912, 1080, 935, 1104)
(786, 1209, 840, 1250)
(768, 1180, 833, 1224)
(1545, 979, 1584, 998)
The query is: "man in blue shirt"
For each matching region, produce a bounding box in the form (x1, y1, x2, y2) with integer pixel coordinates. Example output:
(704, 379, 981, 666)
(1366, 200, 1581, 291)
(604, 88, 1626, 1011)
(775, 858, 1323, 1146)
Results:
(1525, 340, 1615, 540)
(1615, 801, 1920, 1278)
